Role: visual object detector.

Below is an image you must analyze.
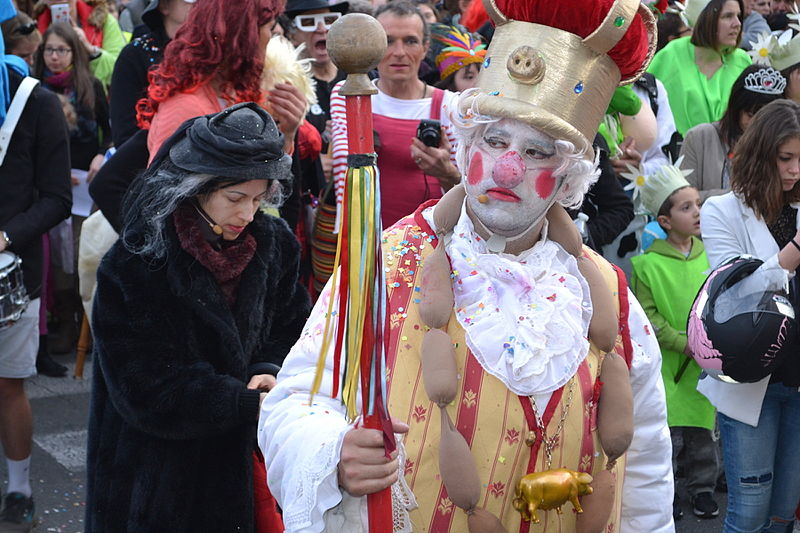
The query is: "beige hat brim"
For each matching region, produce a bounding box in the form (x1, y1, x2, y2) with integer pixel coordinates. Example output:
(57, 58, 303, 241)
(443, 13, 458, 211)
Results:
(460, 92, 594, 161)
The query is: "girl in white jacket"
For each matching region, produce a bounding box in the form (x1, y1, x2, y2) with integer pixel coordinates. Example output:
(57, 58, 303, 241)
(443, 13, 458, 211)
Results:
(699, 99, 800, 533)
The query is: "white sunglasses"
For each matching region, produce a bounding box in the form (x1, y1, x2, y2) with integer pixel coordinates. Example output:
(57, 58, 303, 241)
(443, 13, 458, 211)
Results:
(293, 12, 341, 32)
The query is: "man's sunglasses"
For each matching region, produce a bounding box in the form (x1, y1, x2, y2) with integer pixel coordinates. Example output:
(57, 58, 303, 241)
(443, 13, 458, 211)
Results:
(293, 12, 341, 32)
(12, 22, 36, 36)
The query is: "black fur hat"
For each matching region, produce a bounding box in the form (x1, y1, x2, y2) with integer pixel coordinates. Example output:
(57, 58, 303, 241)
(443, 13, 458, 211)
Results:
(160, 102, 293, 181)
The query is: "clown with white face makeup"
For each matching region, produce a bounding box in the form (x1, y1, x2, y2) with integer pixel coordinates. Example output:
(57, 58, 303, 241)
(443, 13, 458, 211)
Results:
(259, 0, 675, 532)
(463, 120, 562, 245)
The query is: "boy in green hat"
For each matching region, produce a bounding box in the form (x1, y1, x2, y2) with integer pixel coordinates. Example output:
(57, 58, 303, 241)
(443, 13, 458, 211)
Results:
(630, 161, 719, 521)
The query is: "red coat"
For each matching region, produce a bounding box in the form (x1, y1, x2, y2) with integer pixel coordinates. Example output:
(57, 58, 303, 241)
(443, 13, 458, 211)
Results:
(37, 0, 104, 47)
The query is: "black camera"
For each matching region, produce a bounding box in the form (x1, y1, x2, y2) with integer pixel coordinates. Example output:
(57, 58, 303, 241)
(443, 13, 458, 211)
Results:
(416, 119, 442, 148)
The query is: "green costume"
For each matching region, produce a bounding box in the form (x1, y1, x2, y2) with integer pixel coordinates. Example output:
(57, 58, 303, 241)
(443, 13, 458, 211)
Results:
(90, 13, 126, 92)
(647, 37, 751, 136)
(631, 236, 715, 429)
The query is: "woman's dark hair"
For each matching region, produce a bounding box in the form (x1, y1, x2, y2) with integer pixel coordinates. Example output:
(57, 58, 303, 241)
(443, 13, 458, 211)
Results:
(412, 0, 440, 21)
(691, 0, 744, 52)
(731, 99, 800, 224)
(435, 72, 457, 91)
(718, 65, 784, 149)
(656, 12, 688, 52)
(1, 12, 40, 54)
(434, 62, 479, 91)
(276, 14, 293, 37)
(122, 159, 284, 262)
(33, 23, 95, 112)
(440, 0, 460, 20)
(781, 63, 800, 99)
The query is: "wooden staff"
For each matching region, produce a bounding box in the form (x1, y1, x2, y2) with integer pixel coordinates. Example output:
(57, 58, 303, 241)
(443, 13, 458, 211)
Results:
(324, 14, 394, 533)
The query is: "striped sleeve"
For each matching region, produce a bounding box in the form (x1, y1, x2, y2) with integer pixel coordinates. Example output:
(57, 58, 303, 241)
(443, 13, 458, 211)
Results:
(329, 80, 349, 222)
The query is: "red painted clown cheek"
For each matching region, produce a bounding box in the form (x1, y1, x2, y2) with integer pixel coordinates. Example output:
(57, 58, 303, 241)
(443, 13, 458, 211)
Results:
(534, 170, 556, 199)
(467, 151, 484, 186)
(492, 151, 526, 188)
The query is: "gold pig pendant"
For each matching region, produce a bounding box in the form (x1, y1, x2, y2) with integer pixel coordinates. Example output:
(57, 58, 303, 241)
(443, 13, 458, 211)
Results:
(512, 469, 594, 524)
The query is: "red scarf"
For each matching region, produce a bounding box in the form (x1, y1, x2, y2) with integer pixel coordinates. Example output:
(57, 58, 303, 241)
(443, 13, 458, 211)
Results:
(173, 205, 257, 308)
(44, 70, 73, 93)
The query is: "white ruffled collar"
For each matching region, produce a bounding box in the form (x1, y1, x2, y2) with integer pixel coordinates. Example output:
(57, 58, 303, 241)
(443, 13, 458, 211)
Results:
(423, 204, 592, 396)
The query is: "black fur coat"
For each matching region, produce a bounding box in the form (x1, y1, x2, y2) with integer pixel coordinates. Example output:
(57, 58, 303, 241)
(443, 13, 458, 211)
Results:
(85, 213, 311, 532)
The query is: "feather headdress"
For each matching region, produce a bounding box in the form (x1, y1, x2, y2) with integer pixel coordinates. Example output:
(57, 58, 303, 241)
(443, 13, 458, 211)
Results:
(431, 23, 487, 81)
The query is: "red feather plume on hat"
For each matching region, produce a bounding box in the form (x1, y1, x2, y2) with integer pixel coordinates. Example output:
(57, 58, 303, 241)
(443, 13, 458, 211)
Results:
(494, 0, 651, 81)
(461, 0, 489, 33)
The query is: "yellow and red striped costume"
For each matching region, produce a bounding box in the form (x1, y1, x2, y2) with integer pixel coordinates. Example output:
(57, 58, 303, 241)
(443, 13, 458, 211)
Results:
(381, 205, 632, 532)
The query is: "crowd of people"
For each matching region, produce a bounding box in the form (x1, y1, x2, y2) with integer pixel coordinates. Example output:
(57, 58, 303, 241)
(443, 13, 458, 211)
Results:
(0, 0, 798, 531)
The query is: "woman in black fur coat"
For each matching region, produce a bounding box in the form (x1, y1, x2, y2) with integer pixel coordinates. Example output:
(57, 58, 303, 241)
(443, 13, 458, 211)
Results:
(86, 103, 311, 532)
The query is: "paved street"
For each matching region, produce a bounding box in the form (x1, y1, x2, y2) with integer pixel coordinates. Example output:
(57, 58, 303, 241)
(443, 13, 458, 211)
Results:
(0, 350, 736, 533)
(674, 478, 727, 533)
(0, 352, 90, 533)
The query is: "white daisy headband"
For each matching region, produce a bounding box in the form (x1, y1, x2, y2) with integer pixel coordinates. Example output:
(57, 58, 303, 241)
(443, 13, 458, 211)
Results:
(749, 4, 800, 72)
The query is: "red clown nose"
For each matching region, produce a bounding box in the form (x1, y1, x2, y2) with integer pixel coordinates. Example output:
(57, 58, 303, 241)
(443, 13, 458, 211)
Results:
(492, 151, 526, 188)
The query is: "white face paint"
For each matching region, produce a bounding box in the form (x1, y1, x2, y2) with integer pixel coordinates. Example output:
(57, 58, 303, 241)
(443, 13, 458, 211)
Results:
(463, 119, 563, 237)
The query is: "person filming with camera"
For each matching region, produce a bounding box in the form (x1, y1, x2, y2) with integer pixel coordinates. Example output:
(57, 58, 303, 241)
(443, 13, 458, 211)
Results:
(329, 0, 461, 228)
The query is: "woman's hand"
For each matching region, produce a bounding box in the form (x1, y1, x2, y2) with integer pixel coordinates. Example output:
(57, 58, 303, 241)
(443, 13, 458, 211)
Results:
(248, 374, 277, 391)
(779, 229, 800, 271)
(70, 21, 97, 56)
(611, 137, 642, 176)
(87, 154, 105, 183)
(251, 374, 276, 414)
(269, 83, 306, 150)
(337, 417, 409, 496)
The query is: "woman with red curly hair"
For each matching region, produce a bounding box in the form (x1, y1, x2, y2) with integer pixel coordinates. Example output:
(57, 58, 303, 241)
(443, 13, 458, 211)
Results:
(138, 0, 307, 164)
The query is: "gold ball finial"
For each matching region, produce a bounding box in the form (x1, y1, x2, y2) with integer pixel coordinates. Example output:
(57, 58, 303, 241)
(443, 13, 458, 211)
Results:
(327, 13, 387, 75)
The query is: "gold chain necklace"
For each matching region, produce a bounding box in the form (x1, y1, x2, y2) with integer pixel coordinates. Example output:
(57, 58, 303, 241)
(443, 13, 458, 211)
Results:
(525, 379, 575, 470)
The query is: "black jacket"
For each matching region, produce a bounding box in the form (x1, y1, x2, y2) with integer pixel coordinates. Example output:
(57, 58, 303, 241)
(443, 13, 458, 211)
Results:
(86, 212, 311, 532)
(578, 135, 635, 250)
(109, 26, 169, 147)
(0, 68, 71, 298)
(89, 128, 148, 232)
(41, 76, 112, 171)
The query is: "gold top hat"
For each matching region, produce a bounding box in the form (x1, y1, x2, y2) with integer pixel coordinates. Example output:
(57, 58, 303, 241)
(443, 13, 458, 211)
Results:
(459, 0, 656, 160)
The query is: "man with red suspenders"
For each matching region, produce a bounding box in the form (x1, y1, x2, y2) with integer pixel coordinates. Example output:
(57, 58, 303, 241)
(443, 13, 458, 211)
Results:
(329, 1, 462, 229)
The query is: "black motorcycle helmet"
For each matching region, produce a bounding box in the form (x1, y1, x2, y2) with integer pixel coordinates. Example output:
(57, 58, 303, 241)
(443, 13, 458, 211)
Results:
(687, 256, 798, 383)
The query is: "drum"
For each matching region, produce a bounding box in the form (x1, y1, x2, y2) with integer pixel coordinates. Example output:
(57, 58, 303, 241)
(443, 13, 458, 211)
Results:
(0, 251, 29, 328)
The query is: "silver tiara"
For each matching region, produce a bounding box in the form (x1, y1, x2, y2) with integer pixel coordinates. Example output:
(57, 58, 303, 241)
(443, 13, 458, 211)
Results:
(744, 67, 787, 95)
